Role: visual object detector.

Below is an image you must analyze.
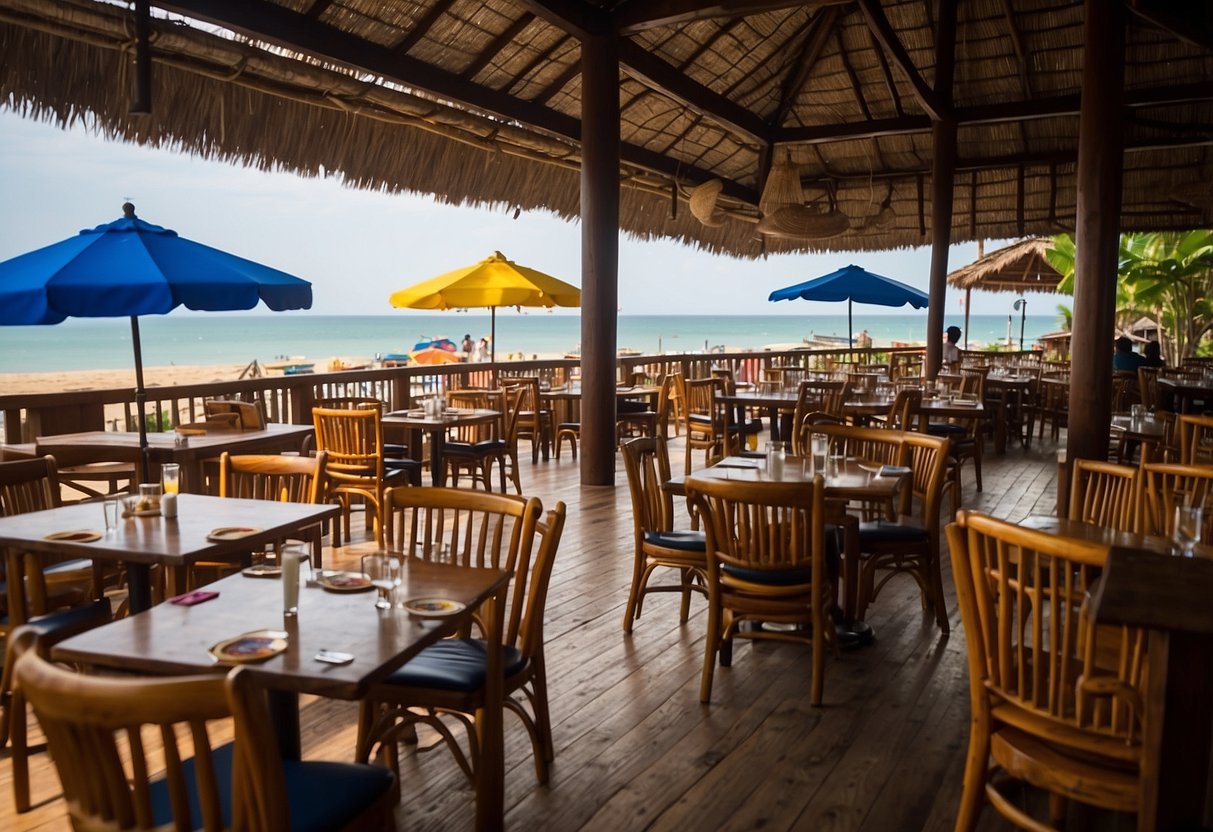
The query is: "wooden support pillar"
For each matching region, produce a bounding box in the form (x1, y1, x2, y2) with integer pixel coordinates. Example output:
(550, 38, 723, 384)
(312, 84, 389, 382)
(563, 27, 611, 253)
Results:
(924, 0, 956, 380)
(1067, 0, 1124, 466)
(925, 122, 956, 380)
(579, 31, 620, 486)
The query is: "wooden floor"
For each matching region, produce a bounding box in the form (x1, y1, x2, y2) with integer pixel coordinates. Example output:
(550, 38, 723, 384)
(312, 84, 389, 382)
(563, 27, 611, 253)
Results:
(1, 430, 1072, 831)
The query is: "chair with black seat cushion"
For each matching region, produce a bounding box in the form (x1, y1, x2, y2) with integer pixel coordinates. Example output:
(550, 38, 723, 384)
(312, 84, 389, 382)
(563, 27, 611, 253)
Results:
(854, 431, 951, 632)
(789, 379, 849, 454)
(685, 475, 836, 706)
(443, 388, 518, 491)
(358, 488, 561, 794)
(621, 436, 707, 633)
(500, 377, 552, 464)
(945, 511, 1149, 831)
(0, 598, 112, 813)
(12, 632, 398, 832)
(314, 396, 410, 461)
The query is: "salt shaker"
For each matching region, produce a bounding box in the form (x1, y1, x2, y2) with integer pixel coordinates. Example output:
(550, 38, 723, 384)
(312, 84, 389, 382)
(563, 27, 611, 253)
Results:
(767, 441, 786, 480)
(160, 492, 178, 518)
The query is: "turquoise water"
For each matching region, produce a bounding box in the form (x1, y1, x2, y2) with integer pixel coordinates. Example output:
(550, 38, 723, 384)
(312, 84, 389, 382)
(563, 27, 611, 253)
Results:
(0, 313, 1058, 373)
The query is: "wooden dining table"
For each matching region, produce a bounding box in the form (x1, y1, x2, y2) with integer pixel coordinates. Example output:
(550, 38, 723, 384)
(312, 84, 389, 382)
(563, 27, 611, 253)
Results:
(719, 389, 799, 440)
(53, 559, 511, 831)
(35, 423, 315, 493)
(665, 454, 908, 629)
(0, 493, 339, 622)
(383, 407, 499, 486)
(1157, 376, 1213, 413)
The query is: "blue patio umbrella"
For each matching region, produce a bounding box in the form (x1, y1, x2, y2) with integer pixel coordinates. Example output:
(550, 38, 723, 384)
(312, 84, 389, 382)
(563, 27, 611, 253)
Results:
(768, 264, 929, 344)
(0, 203, 312, 478)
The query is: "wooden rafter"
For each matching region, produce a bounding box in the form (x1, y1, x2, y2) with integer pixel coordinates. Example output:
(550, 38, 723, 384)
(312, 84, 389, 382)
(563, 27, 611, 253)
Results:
(303, 0, 335, 21)
(391, 0, 453, 56)
(866, 21, 902, 117)
(615, 0, 850, 35)
(533, 59, 581, 105)
(833, 25, 871, 121)
(856, 0, 947, 121)
(1128, 0, 1213, 52)
(771, 6, 839, 128)
(153, 0, 760, 204)
(502, 33, 571, 94)
(514, 0, 607, 39)
(462, 12, 536, 79)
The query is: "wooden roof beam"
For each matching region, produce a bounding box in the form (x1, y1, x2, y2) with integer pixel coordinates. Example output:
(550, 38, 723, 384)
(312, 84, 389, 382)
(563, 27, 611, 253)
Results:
(303, 0, 336, 21)
(856, 0, 948, 122)
(513, 0, 609, 39)
(867, 22, 903, 117)
(391, 0, 453, 56)
(153, 1, 758, 203)
(617, 41, 770, 146)
(1128, 0, 1213, 52)
(615, 0, 850, 35)
(771, 6, 839, 127)
(462, 12, 535, 79)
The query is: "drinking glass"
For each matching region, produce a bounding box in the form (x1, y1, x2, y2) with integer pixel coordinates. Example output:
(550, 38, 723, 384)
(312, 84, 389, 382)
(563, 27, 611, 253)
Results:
(827, 449, 845, 479)
(138, 482, 162, 513)
(102, 496, 120, 532)
(766, 441, 786, 480)
(362, 552, 400, 610)
(811, 435, 828, 475)
(160, 463, 180, 495)
(1172, 506, 1204, 558)
(281, 548, 301, 616)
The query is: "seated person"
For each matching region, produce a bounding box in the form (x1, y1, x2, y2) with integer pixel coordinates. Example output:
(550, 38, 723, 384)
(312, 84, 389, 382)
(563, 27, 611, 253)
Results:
(1113, 336, 1146, 371)
(1141, 340, 1165, 368)
(942, 325, 962, 368)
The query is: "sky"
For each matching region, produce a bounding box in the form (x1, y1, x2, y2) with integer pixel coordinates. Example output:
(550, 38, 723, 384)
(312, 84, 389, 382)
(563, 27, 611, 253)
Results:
(0, 110, 1063, 318)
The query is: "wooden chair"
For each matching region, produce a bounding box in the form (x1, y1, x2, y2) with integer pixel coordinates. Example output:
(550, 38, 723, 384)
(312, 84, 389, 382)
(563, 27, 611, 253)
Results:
(945, 511, 1149, 830)
(1067, 458, 1138, 531)
(789, 379, 848, 454)
(663, 370, 685, 436)
(0, 598, 112, 813)
(358, 488, 559, 792)
(500, 377, 552, 464)
(1137, 366, 1162, 411)
(1138, 462, 1213, 541)
(683, 376, 727, 473)
(0, 456, 97, 628)
(12, 634, 398, 832)
(854, 431, 951, 632)
(684, 476, 836, 706)
(443, 388, 519, 492)
(217, 451, 330, 569)
(312, 404, 414, 548)
(620, 436, 707, 633)
(1177, 413, 1213, 464)
(1033, 373, 1069, 442)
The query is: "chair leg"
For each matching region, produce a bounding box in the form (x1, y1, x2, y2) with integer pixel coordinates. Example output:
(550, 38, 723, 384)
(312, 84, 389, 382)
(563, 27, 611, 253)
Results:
(930, 550, 950, 633)
(622, 554, 648, 634)
(954, 719, 990, 832)
(11, 686, 30, 813)
(699, 602, 721, 703)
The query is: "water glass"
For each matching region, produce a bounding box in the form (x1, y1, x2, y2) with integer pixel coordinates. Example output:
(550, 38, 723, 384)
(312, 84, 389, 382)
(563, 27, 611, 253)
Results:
(363, 552, 400, 610)
(281, 548, 302, 616)
(811, 435, 829, 475)
(766, 441, 786, 480)
(160, 463, 180, 495)
(827, 450, 845, 479)
(102, 496, 120, 532)
(1172, 506, 1204, 558)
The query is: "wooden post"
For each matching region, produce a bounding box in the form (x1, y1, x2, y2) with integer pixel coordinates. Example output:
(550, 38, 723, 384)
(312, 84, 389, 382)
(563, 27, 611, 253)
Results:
(579, 31, 620, 486)
(1068, 0, 1124, 466)
(924, 0, 956, 380)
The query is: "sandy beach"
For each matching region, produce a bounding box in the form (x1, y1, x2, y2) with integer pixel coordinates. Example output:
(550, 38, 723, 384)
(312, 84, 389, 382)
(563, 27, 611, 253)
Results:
(0, 364, 248, 396)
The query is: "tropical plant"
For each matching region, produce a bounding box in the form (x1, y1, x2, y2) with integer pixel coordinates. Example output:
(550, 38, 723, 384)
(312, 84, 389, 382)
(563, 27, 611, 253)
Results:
(1047, 231, 1213, 362)
(1055, 303, 1072, 331)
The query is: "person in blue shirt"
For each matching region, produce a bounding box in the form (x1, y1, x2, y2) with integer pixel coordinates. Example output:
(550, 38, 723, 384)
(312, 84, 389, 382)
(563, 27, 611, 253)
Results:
(1113, 336, 1146, 371)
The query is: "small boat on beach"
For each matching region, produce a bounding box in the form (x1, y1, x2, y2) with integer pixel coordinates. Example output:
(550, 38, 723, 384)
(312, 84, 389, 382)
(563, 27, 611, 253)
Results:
(803, 334, 854, 349)
(264, 357, 315, 375)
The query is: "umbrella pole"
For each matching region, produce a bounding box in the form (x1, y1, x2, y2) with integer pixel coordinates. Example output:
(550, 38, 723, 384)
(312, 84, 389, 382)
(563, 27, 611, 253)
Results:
(848, 299, 854, 353)
(491, 307, 497, 363)
(130, 316, 151, 483)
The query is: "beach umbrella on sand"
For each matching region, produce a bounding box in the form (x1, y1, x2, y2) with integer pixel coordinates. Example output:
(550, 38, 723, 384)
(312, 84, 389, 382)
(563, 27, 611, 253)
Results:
(390, 251, 580, 362)
(0, 203, 312, 479)
(409, 346, 463, 365)
(768, 264, 928, 344)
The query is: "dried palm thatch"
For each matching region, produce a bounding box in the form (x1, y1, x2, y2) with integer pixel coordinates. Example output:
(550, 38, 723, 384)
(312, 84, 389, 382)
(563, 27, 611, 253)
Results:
(946, 238, 1065, 294)
(0, 0, 1210, 259)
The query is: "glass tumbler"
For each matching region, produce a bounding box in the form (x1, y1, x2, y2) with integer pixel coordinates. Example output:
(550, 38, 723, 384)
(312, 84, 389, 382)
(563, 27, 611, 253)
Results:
(161, 463, 180, 495)
(363, 552, 400, 610)
(1172, 506, 1204, 558)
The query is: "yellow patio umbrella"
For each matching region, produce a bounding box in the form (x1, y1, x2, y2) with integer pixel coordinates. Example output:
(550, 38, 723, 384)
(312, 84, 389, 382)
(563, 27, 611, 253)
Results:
(390, 251, 580, 362)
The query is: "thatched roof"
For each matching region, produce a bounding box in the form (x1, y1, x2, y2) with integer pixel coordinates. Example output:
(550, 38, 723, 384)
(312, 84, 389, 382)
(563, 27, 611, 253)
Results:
(2, 0, 1211, 258)
(946, 237, 1065, 294)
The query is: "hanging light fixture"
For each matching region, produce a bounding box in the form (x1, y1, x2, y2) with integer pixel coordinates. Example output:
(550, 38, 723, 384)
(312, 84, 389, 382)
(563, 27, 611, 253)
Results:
(755, 152, 849, 240)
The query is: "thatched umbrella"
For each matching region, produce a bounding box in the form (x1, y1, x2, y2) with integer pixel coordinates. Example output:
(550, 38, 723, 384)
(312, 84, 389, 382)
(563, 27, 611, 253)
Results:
(947, 238, 1065, 348)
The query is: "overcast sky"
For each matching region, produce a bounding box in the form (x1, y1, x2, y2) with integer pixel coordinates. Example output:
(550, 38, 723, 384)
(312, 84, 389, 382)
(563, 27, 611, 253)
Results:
(0, 110, 1062, 318)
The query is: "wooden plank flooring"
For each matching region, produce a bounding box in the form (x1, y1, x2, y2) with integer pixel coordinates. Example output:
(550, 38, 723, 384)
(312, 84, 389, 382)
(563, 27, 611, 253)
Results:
(1, 432, 1069, 831)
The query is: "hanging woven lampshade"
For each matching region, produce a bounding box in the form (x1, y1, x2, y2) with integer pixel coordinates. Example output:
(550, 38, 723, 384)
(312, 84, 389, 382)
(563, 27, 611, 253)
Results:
(689, 179, 727, 227)
(757, 205, 850, 239)
(758, 152, 805, 216)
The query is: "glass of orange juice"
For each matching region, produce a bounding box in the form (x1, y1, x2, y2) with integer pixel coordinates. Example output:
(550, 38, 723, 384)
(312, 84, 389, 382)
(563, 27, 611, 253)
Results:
(161, 463, 181, 495)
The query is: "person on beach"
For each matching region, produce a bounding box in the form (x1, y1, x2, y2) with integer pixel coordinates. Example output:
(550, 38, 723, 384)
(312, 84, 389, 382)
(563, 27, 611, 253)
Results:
(461, 334, 474, 362)
(857, 329, 872, 350)
(1142, 340, 1165, 368)
(942, 325, 962, 369)
(1113, 336, 1146, 371)
(474, 337, 490, 362)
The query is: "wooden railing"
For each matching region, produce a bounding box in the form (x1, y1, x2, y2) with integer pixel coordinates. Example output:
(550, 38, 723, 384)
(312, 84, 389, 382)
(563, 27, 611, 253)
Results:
(0, 346, 1058, 446)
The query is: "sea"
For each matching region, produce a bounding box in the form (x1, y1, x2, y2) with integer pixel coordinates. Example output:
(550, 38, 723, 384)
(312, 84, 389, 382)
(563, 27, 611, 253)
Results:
(0, 313, 1059, 374)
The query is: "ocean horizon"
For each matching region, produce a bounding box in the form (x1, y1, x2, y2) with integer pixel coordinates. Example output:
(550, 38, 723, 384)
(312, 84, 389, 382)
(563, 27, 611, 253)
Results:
(0, 313, 1060, 373)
